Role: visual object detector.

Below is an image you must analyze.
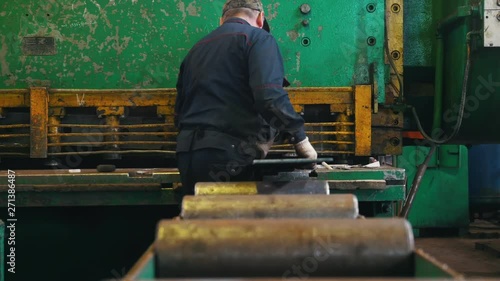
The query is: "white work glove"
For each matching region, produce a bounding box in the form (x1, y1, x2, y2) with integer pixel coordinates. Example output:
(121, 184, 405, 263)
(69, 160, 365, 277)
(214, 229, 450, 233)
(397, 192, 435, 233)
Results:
(257, 139, 274, 159)
(294, 137, 318, 160)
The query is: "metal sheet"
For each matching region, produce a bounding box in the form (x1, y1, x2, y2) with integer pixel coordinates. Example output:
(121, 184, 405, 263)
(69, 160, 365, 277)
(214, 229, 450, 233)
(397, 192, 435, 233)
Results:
(155, 219, 414, 278)
(180, 194, 358, 219)
(194, 181, 330, 196)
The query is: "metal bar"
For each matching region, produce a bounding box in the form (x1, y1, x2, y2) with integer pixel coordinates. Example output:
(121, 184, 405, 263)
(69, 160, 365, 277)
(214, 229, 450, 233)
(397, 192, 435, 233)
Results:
(48, 89, 176, 107)
(0, 184, 162, 192)
(46, 132, 177, 137)
(399, 145, 437, 218)
(0, 92, 28, 107)
(386, 0, 404, 99)
(304, 122, 355, 126)
(253, 158, 334, 165)
(270, 150, 354, 154)
(0, 134, 29, 138)
(336, 113, 351, 153)
(0, 168, 180, 184)
(47, 141, 177, 146)
(195, 181, 330, 196)
(47, 150, 176, 156)
(289, 92, 352, 106)
(0, 87, 354, 108)
(103, 115, 120, 159)
(311, 141, 354, 145)
(329, 180, 387, 190)
(0, 124, 30, 128)
(272, 140, 354, 147)
(155, 219, 414, 278)
(0, 144, 29, 148)
(0, 153, 30, 156)
(306, 131, 354, 135)
(30, 87, 48, 158)
(287, 87, 353, 93)
(180, 194, 359, 219)
(354, 85, 372, 155)
(48, 116, 61, 154)
(47, 124, 173, 128)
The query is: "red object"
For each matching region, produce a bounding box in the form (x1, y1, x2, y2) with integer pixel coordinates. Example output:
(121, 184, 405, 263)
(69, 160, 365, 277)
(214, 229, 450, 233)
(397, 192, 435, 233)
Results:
(403, 131, 425, 140)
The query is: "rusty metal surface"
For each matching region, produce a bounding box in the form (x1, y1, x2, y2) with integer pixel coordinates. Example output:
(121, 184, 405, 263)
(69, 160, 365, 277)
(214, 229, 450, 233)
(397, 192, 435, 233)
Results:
(0, 87, 362, 157)
(371, 128, 403, 155)
(48, 115, 61, 154)
(155, 218, 414, 278)
(354, 85, 372, 155)
(29, 87, 48, 158)
(372, 109, 404, 128)
(386, 0, 404, 102)
(328, 180, 387, 190)
(0, 88, 352, 108)
(0, 168, 180, 192)
(195, 181, 330, 196)
(180, 194, 359, 219)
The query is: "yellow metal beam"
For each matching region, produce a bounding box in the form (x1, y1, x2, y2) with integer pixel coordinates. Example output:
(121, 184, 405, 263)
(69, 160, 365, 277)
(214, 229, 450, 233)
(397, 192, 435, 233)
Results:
(355, 85, 372, 156)
(30, 87, 49, 158)
(386, 0, 404, 100)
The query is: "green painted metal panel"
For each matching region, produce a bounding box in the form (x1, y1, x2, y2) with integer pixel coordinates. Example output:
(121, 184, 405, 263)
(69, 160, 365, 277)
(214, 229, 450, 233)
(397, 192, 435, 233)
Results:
(135, 252, 156, 279)
(330, 186, 405, 202)
(397, 145, 470, 229)
(317, 168, 406, 202)
(430, 0, 500, 143)
(316, 167, 405, 181)
(0, 0, 388, 102)
(404, 0, 435, 67)
(414, 252, 457, 278)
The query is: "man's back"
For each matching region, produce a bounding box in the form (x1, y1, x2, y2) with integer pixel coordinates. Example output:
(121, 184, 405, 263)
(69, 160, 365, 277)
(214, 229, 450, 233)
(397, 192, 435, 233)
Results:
(174, 1, 317, 197)
(175, 18, 304, 144)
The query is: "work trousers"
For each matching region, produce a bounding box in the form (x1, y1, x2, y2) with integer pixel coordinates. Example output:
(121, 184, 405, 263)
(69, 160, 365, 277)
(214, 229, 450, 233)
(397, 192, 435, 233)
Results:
(176, 148, 256, 198)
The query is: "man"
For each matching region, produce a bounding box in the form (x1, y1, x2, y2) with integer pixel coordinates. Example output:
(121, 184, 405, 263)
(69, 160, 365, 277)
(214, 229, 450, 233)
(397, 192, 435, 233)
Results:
(174, 0, 317, 196)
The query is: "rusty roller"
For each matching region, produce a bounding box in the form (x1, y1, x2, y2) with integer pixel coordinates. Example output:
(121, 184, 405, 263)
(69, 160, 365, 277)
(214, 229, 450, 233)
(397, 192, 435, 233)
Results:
(194, 180, 330, 196)
(180, 194, 359, 219)
(155, 219, 414, 278)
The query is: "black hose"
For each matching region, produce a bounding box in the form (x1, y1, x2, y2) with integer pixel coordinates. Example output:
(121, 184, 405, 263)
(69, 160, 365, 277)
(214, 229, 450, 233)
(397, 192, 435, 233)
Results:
(411, 43, 472, 144)
(399, 144, 437, 218)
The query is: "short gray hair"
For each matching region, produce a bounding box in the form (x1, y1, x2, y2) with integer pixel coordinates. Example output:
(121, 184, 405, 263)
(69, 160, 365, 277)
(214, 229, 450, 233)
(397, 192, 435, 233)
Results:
(222, 7, 260, 22)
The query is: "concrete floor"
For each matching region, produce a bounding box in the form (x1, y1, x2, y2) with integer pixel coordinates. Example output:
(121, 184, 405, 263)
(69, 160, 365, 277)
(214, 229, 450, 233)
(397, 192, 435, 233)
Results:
(416, 220, 500, 278)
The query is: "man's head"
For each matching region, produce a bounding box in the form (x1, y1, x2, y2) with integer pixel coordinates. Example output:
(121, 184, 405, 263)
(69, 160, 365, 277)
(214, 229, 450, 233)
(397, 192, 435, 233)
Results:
(221, 0, 265, 29)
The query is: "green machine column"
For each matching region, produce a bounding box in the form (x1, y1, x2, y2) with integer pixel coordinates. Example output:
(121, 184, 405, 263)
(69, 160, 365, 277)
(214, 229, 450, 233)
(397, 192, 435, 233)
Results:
(397, 145, 470, 234)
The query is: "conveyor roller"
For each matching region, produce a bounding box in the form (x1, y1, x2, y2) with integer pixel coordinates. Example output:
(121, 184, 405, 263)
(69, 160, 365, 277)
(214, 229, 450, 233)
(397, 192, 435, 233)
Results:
(180, 194, 359, 219)
(155, 218, 414, 278)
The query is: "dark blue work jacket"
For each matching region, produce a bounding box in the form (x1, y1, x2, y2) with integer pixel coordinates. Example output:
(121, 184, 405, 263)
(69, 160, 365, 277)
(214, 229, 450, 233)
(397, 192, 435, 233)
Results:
(175, 18, 306, 154)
